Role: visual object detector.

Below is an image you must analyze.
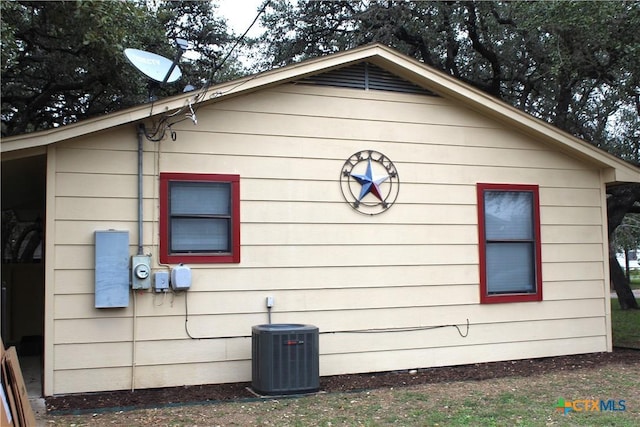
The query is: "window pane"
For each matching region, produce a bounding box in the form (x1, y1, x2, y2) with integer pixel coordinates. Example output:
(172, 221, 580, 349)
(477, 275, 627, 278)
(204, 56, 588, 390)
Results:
(170, 182, 230, 216)
(171, 218, 230, 252)
(486, 242, 535, 294)
(484, 191, 533, 240)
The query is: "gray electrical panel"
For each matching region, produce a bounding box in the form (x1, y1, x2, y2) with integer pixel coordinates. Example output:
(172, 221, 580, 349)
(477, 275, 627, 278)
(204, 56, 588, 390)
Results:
(95, 230, 130, 308)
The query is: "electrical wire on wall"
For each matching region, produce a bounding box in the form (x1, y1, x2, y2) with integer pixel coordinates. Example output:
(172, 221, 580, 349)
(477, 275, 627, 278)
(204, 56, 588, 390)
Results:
(141, 0, 272, 143)
(148, 125, 181, 307)
(183, 290, 251, 340)
(131, 289, 138, 391)
(320, 320, 470, 338)
(150, 126, 173, 273)
(183, 287, 470, 341)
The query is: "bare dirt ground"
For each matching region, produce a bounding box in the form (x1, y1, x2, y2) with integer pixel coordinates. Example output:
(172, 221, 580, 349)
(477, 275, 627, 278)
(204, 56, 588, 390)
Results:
(46, 348, 637, 414)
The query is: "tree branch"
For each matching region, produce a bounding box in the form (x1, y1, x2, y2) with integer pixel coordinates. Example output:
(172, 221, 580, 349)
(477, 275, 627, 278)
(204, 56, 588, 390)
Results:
(463, 2, 501, 96)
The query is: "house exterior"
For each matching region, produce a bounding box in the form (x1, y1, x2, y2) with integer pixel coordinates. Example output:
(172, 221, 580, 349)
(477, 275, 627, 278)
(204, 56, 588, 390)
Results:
(2, 44, 639, 397)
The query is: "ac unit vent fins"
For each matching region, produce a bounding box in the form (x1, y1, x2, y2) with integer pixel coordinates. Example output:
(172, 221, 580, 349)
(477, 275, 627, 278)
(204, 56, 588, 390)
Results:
(296, 62, 436, 96)
(252, 324, 320, 395)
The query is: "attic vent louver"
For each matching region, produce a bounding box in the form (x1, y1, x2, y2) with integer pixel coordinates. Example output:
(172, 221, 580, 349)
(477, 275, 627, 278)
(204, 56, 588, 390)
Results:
(296, 62, 436, 95)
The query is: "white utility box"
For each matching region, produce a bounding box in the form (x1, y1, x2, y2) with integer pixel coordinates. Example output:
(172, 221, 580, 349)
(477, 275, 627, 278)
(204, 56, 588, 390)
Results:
(171, 263, 192, 290)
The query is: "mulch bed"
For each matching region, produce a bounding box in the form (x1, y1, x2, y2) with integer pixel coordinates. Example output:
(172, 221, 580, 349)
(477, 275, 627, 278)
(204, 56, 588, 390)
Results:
(46, 348, 638, 414)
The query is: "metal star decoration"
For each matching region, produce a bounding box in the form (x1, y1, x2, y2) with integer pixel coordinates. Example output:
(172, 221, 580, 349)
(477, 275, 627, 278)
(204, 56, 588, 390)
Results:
(350, 158, 389, 201)
(339, 150, 400, 215)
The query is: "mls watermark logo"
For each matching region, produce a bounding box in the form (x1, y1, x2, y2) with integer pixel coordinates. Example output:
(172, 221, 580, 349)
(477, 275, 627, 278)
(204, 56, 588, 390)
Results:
(555, 398, 626, 415)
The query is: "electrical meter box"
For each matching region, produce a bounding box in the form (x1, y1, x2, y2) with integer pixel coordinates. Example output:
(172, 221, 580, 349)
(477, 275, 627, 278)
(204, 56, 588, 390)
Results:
(131, 255, 151, 289)
(171, 263, 192, 290)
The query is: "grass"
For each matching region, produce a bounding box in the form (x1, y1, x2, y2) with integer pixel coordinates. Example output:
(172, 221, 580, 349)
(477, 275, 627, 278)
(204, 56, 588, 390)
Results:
(612, 298, 640, 349)
(43, 303, 639, 426)
(44, 364, 640, 426)
(629, 269, 640, 289)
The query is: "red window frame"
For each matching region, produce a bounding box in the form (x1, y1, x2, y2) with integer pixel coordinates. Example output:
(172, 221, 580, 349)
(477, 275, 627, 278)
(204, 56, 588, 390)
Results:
(160, 173, 240, 264)
(477, 183, 542, 304)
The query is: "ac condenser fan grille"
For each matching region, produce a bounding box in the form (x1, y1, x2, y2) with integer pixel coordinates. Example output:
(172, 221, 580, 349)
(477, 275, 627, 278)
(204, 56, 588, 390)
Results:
(251, 324, 319, 395)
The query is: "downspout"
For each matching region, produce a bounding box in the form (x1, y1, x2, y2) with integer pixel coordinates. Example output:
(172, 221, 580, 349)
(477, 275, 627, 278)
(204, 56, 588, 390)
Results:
(137, 124, 145, 256)
(132, 123, 145, 391)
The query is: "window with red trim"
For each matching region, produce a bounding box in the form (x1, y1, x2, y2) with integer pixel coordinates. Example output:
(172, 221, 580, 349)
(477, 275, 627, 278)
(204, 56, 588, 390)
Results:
(477, 183, 542, 303)
(160, 173, 240, 264)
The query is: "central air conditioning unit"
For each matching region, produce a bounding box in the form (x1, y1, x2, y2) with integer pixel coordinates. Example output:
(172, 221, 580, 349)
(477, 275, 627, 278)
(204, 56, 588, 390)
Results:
(251, 324, 319, 395)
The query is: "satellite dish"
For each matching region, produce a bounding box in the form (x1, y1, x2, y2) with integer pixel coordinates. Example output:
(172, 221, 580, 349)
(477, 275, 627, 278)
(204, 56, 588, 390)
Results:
(124, 48, 182, 83)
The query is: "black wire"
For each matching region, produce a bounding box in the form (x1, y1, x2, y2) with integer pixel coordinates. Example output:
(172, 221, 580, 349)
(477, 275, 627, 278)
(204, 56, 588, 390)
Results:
(186, 0, 271, 109)
(320, 319, 470, 338)
(184, 290, 251, 340)
(185, 286, 470, 342)
(206, 0, 272, 84)
(142, 1, 272, 143)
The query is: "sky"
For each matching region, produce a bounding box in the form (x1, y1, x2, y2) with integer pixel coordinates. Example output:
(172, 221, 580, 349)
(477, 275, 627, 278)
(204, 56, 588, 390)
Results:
(217, 0, 267, 38)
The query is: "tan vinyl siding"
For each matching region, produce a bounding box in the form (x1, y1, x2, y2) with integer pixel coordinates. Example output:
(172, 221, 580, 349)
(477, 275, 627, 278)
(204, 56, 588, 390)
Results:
(320, 336, 607, 377)
(49, 83, 610, 394)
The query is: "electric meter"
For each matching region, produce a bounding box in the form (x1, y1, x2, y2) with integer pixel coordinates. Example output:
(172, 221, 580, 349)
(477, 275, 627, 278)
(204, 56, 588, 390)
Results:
(131, 255, 151, 289)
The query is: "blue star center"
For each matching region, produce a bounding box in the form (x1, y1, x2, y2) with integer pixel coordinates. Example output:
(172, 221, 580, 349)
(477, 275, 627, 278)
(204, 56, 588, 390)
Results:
(350, 158, 389, 201)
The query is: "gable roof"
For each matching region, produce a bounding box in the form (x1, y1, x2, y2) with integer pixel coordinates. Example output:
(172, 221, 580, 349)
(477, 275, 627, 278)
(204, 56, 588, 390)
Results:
(2, 43, 638, 183)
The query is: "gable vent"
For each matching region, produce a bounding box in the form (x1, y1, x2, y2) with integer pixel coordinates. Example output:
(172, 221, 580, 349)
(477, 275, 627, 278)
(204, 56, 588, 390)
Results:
(296, 62, 436, 96)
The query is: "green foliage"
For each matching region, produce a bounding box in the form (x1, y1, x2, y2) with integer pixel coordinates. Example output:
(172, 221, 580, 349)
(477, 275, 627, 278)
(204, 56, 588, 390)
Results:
(509, 1, 640, 161)
(2, 1, 154, 135)
(258, 1, 640, 164)
(155, 1, 244, 86)
(613, 214, 640, 252)
(0, 0, 243, 137)
(627, 272, 639, 288)
(611, 298, 640, 348)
